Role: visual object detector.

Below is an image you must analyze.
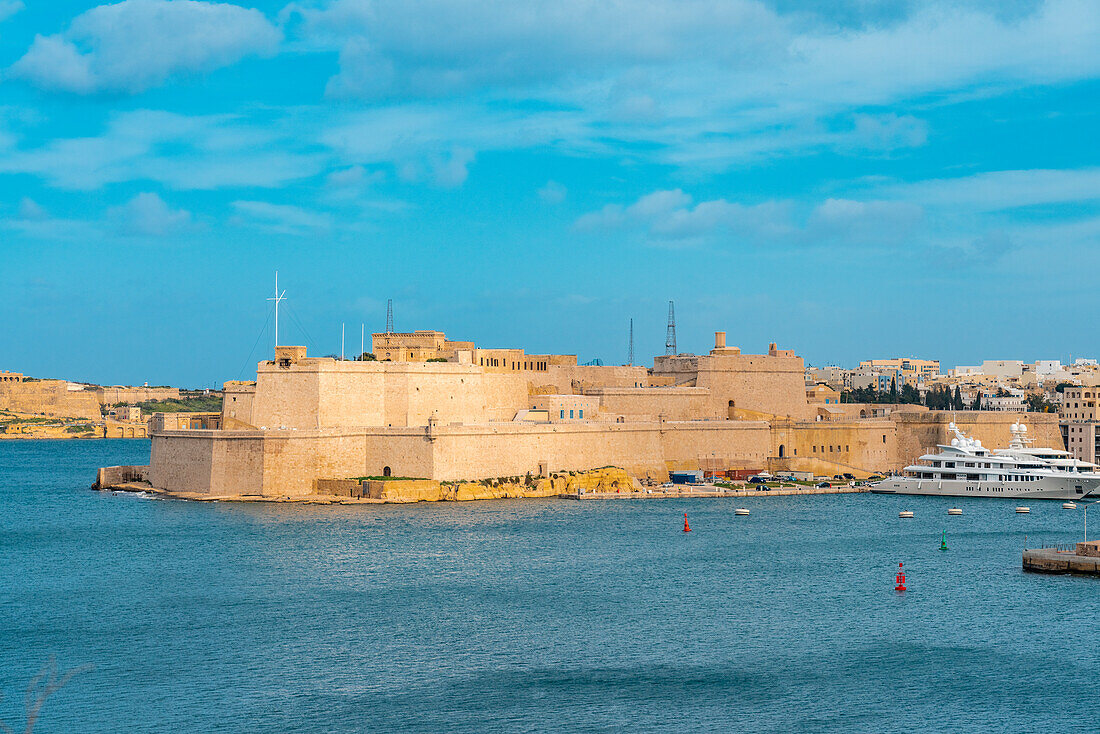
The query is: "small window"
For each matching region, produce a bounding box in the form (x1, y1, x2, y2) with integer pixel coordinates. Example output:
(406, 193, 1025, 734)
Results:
(569, 410, 574, 419)
(579, 409, 584, 419)
(560, 410, 564, 419)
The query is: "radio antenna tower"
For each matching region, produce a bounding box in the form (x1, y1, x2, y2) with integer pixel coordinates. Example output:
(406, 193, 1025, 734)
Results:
(386, 299, 394, 333)
(665, 301, 677, 356)
(627, 318, 634, 366)
(267, 271, 287, 350)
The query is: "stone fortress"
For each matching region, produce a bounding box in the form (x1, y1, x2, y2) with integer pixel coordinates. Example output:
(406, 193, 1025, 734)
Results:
(141, 329, 1062, 498)
(0, 372, 178, 438)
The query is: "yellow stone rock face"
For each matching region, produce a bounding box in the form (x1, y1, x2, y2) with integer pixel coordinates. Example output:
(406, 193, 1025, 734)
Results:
(373, 467, 635, 503)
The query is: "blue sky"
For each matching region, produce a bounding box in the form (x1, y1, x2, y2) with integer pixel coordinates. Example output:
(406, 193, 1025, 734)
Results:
(2, 0, 1100, 387)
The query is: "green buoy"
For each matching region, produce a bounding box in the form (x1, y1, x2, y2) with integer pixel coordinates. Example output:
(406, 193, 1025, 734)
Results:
(939, 529, 948, 551)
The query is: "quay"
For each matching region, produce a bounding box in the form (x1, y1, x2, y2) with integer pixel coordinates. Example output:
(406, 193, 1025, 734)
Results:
(565, 485, 867, 500)
(1023, 541, 1100, 576)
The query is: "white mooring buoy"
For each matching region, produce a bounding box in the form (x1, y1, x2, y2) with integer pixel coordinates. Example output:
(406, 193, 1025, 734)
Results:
(1016, 506, 1030, 514)
(734, 508, 750, 516)
(1063, 502, 1077, 510)
(899, 510, 914, 518)
(947, 508, 962, 515)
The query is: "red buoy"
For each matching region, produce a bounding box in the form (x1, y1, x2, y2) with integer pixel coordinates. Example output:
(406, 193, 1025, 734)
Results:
(894, 562, 906, 592)
(683, 512, 691, 532)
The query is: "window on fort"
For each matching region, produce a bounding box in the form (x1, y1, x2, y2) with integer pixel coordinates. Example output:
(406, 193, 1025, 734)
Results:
(579, 409, 584, 418)
(560, 410, 564, 419)
(569, 410, 574, 419)
(383, 466, 392, 477)
(882, 435, 886, 443)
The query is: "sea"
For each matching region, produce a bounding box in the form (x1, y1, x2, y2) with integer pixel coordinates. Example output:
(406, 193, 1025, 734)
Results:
(2, 439, 1098, 733)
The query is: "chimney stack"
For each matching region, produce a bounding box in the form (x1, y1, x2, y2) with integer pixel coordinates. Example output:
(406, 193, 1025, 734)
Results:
(715, 331, 727, 349)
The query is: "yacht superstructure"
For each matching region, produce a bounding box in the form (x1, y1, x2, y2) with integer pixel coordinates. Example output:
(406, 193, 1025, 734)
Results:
(872, 422, 1100, 500)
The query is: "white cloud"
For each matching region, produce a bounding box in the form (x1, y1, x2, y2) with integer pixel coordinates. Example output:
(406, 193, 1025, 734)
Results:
(107, 192, 192, 235)
(17, 196, 47, 220)
(0, 109, 326, 190)
(288, 0, 1100, 173)
(882, 168, 1100, 211)
(10, 0, 281, 94)
(575, 189, 923, 247)
(0, 0, 25, 24)
(231, 200, 332, 234)
(309, 0, 787, 100)
(537, 180, 567, 204)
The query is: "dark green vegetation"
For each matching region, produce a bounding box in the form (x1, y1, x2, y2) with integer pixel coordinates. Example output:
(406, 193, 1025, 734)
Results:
(118, 396, 222, 414)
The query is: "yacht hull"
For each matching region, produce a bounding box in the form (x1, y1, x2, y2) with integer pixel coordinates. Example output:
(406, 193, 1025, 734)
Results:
(871, 477, 1098, 500)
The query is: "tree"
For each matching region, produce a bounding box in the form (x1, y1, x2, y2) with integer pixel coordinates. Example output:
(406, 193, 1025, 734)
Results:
(953, 386, 963, 411)
(889, 377, 898, 403)
(971, 393, 982, 410)
(1026, 393, 1055, 412)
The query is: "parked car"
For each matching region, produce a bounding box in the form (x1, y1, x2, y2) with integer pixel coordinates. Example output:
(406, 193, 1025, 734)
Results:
(747, 475, 769, 484)
(842, 473, 855, 480)
(867, 474, 884, 481)
(816, 481, 832, 488)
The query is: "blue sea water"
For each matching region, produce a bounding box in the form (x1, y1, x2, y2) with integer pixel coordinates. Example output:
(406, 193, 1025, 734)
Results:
(1, 439, 1098, 733)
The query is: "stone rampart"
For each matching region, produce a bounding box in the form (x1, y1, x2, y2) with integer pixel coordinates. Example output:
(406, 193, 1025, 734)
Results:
(893, 411, 1063, 469)
(0, 380, 101, 420)
(95, 387, 179, 405)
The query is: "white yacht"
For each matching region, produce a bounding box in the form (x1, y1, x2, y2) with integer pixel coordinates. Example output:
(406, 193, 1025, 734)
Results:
(872, 422, 1100, 500)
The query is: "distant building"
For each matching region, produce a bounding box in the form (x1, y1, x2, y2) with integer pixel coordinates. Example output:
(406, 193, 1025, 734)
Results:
(0, 371, 23, 383)
(107, 406, 143, 422)
(859, 358, 939, 384)
(1059, 386, 1100, 463)
(371, 329, 574, 373)
(981, 394, 1024, 412)
(807, 383, 841, 405)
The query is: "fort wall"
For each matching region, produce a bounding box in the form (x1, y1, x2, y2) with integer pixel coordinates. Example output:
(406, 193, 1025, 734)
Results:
(95, 386, 179, 405)
(893, 411, 1062, 468)
(584, 386, 716, 421)
(0, 380, 102, 420)
(249, 358, 528, 429)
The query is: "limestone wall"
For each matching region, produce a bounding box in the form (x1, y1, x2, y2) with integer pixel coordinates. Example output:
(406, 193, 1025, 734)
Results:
(95, 386, 179, 405)
(769, 420, 897, 475)
(529, 364, 649, 394)
(222, 382, 256, 427)
(697, 354, 813, 420)
(249, 358, 528, 429)
(893, 411, 1063, 470)
(148, 420, 777, 496)
(0, 380, 102, 420)
(585, 386, 716, 421)
(652, 352, 813, 419)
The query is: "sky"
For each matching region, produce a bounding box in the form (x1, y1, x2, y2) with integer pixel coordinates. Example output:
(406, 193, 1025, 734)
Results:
(2, 0, 1100, 387)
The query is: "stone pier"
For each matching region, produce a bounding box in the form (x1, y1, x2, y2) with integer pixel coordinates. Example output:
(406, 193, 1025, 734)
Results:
(1022, 540, 1100, 576)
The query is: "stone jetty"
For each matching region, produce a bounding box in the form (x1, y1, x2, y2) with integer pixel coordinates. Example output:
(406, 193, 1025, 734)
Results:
(1023, 540, 1100, 576)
